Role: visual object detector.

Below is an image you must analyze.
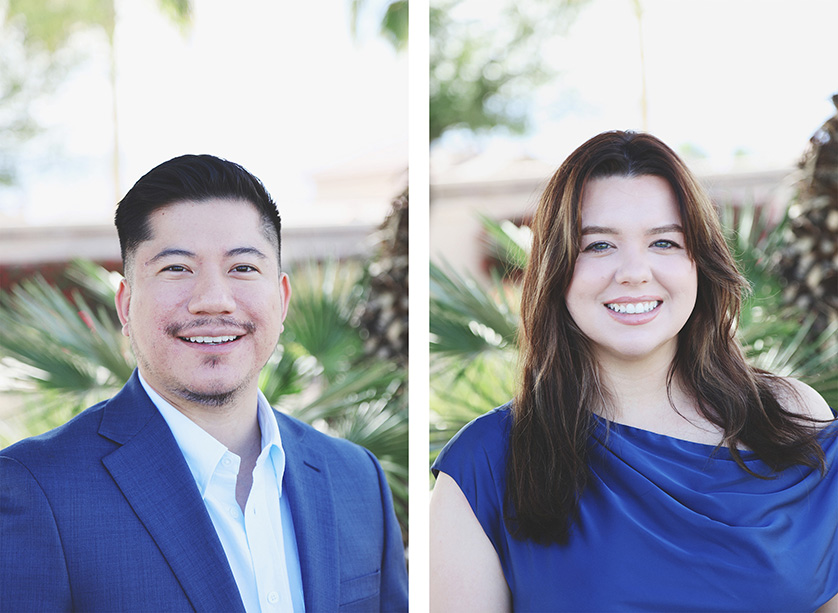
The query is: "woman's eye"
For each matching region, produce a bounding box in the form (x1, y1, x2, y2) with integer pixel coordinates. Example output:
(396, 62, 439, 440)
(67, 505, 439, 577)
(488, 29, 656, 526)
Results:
(583, 241, 612, 253)
(652, 239, 680, 249)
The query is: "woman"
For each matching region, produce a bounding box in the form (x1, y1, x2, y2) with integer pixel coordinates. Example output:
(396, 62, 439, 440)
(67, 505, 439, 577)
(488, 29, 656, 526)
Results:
(430, 131, 838, 612)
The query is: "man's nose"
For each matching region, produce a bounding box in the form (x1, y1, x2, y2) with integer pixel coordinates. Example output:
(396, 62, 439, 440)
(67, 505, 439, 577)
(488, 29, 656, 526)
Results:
(187, 272, 236, 314)
(614, 248, 652, 285)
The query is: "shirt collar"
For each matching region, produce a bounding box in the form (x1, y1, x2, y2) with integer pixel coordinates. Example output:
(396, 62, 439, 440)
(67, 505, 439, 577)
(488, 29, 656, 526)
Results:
(137, 372, 286, 497)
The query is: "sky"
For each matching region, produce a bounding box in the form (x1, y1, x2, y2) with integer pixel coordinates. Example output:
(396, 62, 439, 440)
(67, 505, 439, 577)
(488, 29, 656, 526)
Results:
(2, 0, 407, 227)
(3, 0, 837, 226)
(435, 0, 838, 172)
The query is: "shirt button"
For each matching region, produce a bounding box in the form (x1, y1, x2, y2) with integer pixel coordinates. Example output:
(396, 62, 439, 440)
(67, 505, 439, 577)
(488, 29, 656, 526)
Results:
(228, 506, 238, 518)
(267, 591, 279, 604)
(222, 457, 232, 466)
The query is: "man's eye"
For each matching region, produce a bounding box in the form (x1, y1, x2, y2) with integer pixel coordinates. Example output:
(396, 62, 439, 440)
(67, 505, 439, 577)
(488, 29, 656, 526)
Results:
(162, 265, 187, 272)
(232, 265, 257, 273)
(582, 241, 611, 253)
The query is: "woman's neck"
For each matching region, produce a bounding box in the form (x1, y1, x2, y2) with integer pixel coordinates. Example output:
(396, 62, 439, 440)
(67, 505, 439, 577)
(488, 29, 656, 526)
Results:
(596, 351, 724, 445)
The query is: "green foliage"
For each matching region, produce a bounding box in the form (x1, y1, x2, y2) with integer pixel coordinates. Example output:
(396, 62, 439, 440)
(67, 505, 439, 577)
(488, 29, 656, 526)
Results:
(380, 0, 408, 51)
(6, 0, 192, 48)
(0, 258, 408, 535)
(0, 0, 192, 185)
(350, 0, 408, 51)
(479, 213, 531, 274)
(0, 263, 132, 392)
(722, 204, 838, 404)
(430, 260, 517, 361)
(430, 258, 519, 453)
(7, 0, 115, 51)
(0, 260, 131, 440)
(430, 0, 591, 142)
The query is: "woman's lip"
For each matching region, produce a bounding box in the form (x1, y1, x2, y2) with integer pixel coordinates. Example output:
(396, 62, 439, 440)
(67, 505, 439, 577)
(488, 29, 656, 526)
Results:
(603, 301, 662, 325)
(604, 295, 663, 304)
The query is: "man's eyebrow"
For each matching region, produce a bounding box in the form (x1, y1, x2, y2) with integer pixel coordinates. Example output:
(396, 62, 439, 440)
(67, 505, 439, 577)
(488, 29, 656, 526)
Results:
(146, 247, 268, 264)
(147, 248, 195, 264)
(227, 247, 268, 259)
(580, 224, 684, 236)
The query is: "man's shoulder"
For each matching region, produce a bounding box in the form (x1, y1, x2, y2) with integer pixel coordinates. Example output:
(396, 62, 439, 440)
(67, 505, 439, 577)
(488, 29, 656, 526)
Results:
(1, 399, 110, 461)
(272, 409, 380, 469)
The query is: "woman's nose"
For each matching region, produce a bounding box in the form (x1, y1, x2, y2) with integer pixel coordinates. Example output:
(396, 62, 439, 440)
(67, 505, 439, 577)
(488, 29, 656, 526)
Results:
(614, 248, 652, 285)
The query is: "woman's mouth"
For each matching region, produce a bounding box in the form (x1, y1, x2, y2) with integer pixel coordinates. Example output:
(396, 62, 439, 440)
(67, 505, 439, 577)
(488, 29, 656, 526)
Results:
(605, 301, 661, 314)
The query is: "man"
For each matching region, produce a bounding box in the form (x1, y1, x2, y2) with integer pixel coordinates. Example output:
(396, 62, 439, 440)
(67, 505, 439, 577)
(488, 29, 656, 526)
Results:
(0, 155, 408, 612)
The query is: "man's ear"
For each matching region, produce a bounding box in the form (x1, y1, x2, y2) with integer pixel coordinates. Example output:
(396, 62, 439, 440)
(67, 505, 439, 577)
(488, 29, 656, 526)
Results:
(115, 278, 131, 336)
(278, 272, 291, 325)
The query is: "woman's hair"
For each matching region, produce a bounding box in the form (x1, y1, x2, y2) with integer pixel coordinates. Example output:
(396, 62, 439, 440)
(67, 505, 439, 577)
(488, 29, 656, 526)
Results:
(508, 130, 828, 544)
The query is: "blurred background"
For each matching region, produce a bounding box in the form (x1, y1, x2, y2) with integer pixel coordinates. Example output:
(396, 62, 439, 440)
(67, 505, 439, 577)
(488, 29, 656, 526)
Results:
(0, 0, 409, 540)
(429, 0, 838, 454)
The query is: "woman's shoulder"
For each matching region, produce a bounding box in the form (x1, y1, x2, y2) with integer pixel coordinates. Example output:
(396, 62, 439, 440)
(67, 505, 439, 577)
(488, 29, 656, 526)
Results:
(768, 376, 835, 422)
(433, 402, 513, 476)
(446, 403, 513, 449)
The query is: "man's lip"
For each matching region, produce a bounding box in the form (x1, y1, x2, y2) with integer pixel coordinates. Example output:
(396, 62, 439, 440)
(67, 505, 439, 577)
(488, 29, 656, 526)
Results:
(176, 330, 247, 337)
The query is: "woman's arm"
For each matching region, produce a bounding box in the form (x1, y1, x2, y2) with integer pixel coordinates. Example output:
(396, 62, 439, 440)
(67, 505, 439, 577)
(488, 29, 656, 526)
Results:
(817, 591, 838, 613)
(430, 471, 512, 612)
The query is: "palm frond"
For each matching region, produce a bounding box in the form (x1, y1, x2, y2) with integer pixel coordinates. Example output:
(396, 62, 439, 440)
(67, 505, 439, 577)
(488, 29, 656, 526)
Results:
(430, 261, 518, 363)
(0, 271, 133, 392)
(282, 261, 364, 378)
(479, 213, 531, 273)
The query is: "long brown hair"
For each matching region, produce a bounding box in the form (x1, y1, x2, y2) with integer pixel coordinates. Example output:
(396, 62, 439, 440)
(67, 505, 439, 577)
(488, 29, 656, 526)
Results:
(508, 130, 828, 544)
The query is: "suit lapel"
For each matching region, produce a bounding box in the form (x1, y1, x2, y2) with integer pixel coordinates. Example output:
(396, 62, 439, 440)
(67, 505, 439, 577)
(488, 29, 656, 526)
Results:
(99, 374, 245, 613)
(278, 413, 340, 613)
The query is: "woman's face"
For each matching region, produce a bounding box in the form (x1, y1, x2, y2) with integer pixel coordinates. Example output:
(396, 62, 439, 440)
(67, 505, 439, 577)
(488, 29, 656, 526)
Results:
(565, 174, 698, 368)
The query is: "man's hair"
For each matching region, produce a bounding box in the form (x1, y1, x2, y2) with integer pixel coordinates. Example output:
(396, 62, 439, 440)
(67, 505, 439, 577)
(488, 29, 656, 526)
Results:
(507, 130, 827, 545)
(115, 154, 281, 274)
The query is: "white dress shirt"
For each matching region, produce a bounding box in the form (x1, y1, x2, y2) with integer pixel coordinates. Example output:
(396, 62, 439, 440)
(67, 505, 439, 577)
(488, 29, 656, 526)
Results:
(139, 373, 305, 612)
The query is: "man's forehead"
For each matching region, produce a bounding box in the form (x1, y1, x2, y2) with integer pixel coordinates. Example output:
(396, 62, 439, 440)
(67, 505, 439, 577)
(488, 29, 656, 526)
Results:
(150, 197, 261, 218)
(139, 200, 278, 252)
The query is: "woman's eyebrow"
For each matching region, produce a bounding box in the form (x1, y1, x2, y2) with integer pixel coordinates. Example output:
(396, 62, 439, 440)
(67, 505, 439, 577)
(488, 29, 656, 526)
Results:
(648, 224, 684, 235)
(580, 225, 617, 236)
(580, 224, 684, 236)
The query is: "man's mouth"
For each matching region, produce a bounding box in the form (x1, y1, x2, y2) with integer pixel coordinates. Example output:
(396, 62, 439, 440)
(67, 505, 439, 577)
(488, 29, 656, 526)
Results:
(180, 335, 240, 345)
(605, 301, 660, 314)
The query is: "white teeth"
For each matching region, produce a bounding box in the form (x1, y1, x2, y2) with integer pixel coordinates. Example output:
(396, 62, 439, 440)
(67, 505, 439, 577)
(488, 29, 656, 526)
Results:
(606, 301, 660, 314)
(184, 335, 238, 344)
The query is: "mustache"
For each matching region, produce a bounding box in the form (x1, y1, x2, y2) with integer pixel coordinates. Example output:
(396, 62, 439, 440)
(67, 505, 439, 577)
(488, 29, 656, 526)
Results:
(165, 317, 256, 337)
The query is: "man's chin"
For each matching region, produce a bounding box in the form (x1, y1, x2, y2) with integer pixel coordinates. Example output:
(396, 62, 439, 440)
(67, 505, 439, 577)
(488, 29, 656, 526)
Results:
(176, 385, 241, 407)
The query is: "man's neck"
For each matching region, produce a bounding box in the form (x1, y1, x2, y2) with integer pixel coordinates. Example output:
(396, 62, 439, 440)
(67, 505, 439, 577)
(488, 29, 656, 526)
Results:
(144, 377, 263, 460)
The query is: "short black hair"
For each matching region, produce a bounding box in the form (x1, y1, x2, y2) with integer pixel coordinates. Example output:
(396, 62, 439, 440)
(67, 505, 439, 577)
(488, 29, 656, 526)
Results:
(115, 154, 281, 273)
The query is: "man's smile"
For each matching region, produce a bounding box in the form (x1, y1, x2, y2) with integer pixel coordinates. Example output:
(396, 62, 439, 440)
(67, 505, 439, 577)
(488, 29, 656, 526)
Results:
(180, 335, 241, 345)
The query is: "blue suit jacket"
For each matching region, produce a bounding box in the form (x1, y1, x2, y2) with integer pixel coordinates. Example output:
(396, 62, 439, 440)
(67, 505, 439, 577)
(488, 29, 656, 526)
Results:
(0, 372, 408, 612)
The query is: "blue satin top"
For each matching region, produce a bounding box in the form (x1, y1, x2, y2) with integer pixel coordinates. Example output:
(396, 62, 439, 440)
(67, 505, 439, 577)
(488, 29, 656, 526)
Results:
(432, 404, 838, 612)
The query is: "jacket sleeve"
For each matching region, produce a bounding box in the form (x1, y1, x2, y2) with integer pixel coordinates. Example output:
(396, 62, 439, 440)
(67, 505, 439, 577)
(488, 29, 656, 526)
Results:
(0, 455, 72, 612)
(364, 449, 408, 613)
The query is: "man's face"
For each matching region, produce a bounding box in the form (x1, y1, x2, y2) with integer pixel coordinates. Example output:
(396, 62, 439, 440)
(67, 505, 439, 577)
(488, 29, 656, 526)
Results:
(115, 199, 290, 408)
